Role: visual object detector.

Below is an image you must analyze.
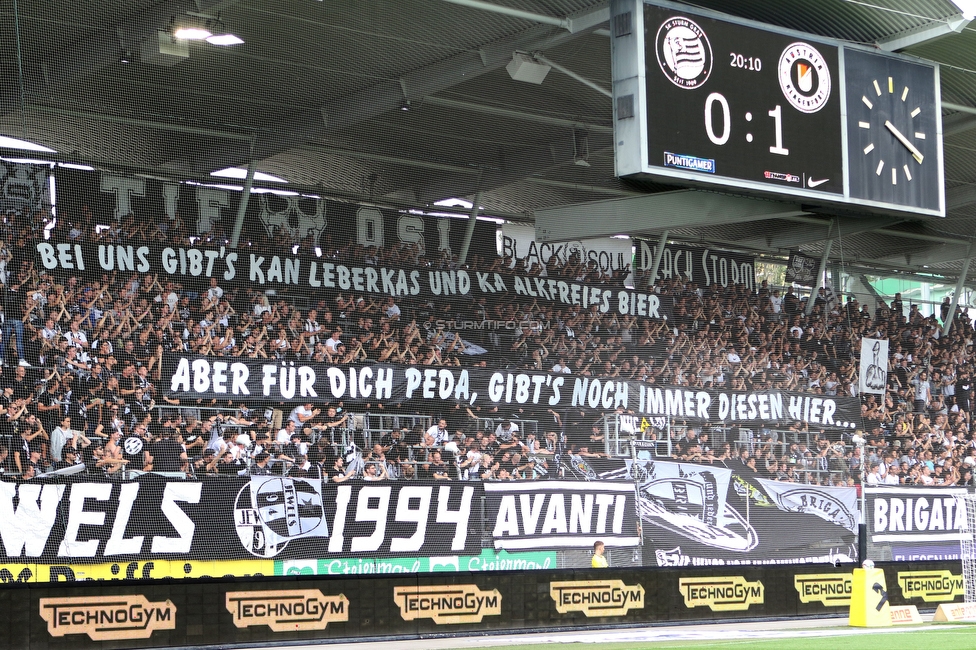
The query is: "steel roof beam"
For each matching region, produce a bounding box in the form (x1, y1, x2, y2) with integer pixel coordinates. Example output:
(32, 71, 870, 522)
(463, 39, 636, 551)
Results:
(736, 216, 903, 249)
(301, 143, 481, 175)
(812, 224, 963, 245)
(523, 177, 635, 196)
(30, 105, 252, 142)
(874, 241, 975, 266)
(943, 243, 973, 335)
(805, 237, 833, 315)
(943, 111, 976, 137)
(876, 15, 970, 52)
(179, 3, 611, 174)
(422, 96, 612, 132)
(533, 191, 809, 242)
(944, 101, 976, 116)
(439, 0, 609, 33)
(947, 183, 976, 210)
(412, 133, 615, 204)
(876, 228, 962, 244)
(439, 0, 571, 30)
(532, 53, 612, 97)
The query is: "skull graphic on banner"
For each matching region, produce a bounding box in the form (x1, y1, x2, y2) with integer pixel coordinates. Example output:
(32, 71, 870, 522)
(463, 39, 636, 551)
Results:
(258, 194, 326, 246)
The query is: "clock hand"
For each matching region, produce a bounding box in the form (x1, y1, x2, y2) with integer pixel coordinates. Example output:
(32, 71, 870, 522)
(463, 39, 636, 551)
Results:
(884, 120, 924, 164)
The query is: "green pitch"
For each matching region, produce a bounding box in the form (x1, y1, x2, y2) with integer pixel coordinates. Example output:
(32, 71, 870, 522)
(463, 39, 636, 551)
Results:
(481, 626, 975, 650)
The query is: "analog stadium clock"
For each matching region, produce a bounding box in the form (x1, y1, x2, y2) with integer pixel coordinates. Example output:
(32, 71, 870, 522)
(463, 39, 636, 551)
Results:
(845, 48, 942, 213)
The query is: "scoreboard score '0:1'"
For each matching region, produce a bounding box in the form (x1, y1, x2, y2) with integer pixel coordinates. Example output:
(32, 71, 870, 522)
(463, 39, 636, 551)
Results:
(611, 0, 944, 217)
(648, 7, 843, 196)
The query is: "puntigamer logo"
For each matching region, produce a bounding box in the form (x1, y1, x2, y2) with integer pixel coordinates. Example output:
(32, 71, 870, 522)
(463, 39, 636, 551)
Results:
(794, 573, 852, 606)
(393, 584, 501, 624)
(39, 595, 176, 641)
(678, 576, 764, 611)
(225, 589, 348, 632)
(549, 580, 645, 617)
(898, 571, 964, 603)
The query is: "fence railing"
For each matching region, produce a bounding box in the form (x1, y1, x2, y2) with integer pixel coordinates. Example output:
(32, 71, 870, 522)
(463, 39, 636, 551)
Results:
(8, 402, 862, 486)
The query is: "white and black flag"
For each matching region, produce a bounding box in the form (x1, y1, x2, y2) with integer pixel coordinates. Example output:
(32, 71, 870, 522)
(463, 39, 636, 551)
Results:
(629, 460, 758, 552)
(859, 337, 888, 395)
(0, 161, 51, 213)
(785, 251, 820, 286)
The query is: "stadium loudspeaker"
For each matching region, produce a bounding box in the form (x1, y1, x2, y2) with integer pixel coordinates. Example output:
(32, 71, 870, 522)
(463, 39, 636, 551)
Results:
(506, 53, 551, 84)
(848, 568, 892, 627)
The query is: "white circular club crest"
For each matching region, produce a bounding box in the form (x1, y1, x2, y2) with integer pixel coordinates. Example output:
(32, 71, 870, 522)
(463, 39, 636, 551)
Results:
(655, 17, 713, 89)
(123, 436, 144, 455)
(778, 42, 831, 113)
(234, 477, 327, 558)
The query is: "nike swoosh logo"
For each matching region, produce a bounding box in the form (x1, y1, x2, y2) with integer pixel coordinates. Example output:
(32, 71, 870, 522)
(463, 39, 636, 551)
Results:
(808, 178, 829, 188)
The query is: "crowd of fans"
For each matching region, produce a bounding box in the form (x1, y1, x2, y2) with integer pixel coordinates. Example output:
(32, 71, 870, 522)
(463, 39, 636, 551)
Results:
(0, 204, 975, 488)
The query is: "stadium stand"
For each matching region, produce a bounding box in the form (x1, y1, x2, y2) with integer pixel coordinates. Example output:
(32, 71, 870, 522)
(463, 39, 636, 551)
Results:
(2, 202, 974, 488)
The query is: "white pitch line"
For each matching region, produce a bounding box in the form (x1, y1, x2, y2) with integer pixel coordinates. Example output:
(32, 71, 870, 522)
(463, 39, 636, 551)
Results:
(248, 615, 964, 650)
(528, 625, 941, 644)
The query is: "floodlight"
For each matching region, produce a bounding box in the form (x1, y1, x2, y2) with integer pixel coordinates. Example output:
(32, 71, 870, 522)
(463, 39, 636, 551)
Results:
(206, 33, 244, 46)
(171, 15, 212, 40)
(205, 19, 244, 46)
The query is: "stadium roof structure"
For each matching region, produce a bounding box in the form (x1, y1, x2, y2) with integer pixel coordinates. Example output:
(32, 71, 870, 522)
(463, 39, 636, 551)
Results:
(4, 0, 976, 281)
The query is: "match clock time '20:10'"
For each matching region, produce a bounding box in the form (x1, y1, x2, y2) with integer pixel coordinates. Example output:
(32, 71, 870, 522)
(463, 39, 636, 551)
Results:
(611, 1, 944, 217)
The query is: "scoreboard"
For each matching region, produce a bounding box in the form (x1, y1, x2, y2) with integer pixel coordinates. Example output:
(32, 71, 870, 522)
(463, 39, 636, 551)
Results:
(611, 0, 945, 217)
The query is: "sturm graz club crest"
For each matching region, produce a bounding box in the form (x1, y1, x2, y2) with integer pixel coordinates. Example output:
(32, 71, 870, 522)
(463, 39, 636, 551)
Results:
(656, 16, 713, 90)
(633, 462, 759, 552)
(122, 436, 144, 456)
(654, 545, 691, 567)
(567, 454, 597, 480)
(778, 42, 831, 114)
(762, 484, 858, 532)
(235, 477, 329, 558)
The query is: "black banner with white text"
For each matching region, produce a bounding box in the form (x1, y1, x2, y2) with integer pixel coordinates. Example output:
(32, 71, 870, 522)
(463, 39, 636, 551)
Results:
(0, 476, 482, 562)
(162, 356, 862, 429)
(633, 239, 756, 290)
(865, 487, 974, 562)
(484, 481, 640, 550)
(33, 240, 665, 317)
(53, 167, 498, 255)
(0, 474, 858, 567)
